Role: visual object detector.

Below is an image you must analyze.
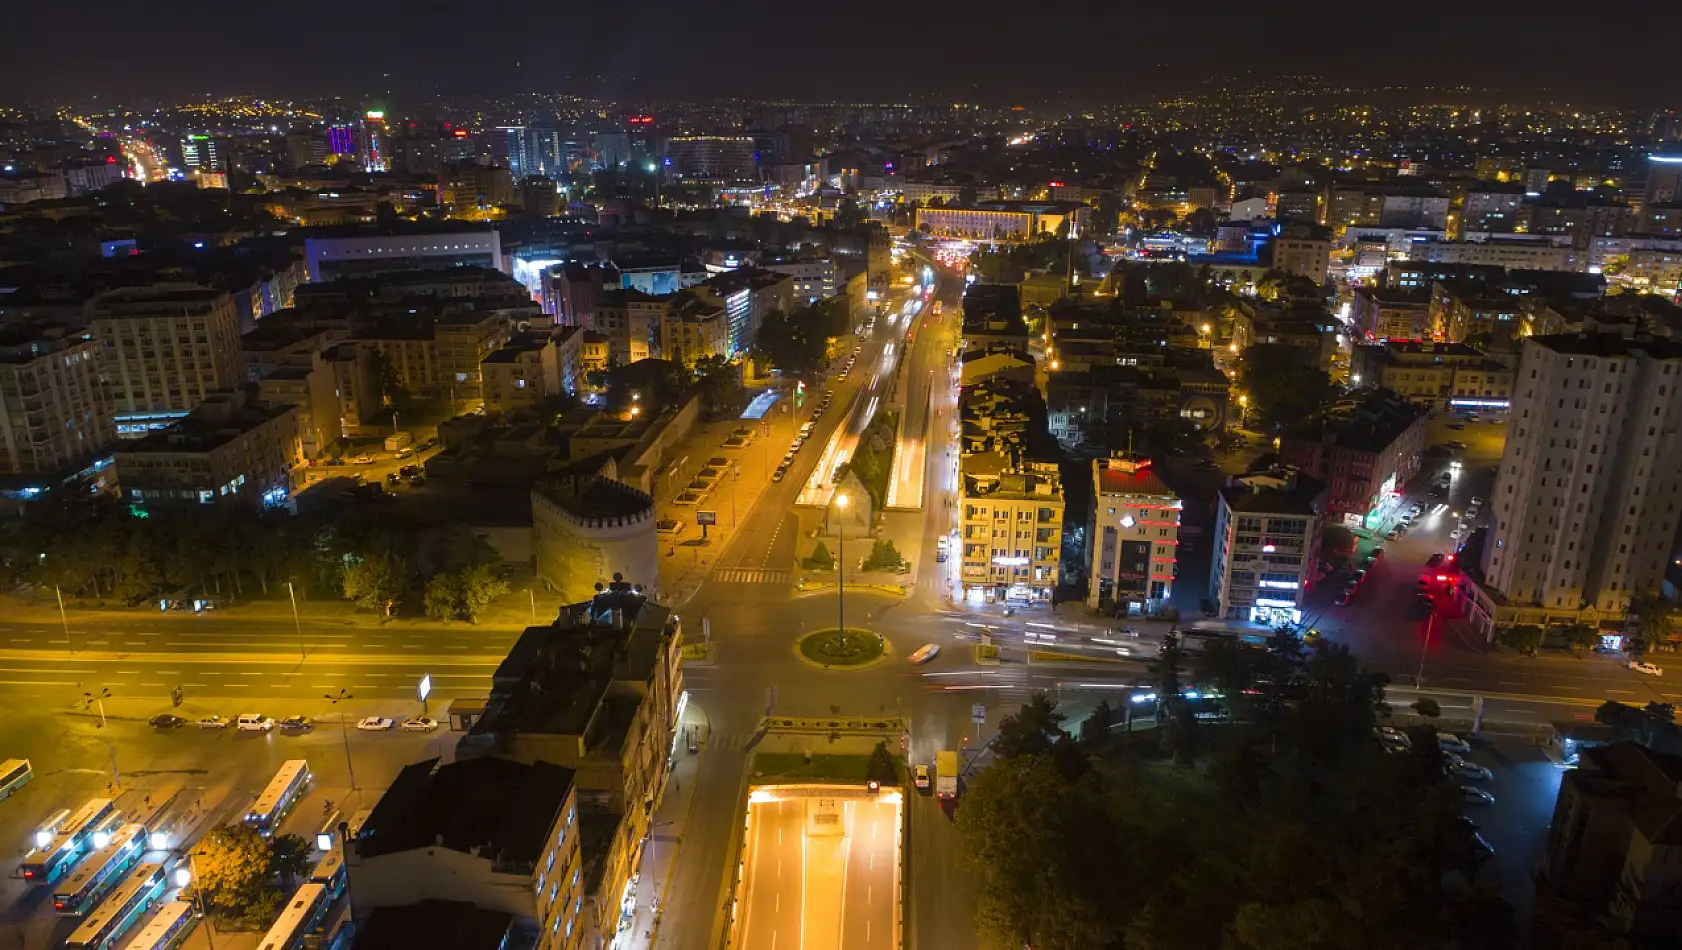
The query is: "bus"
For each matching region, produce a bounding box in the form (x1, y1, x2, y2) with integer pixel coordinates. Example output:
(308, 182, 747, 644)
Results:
(246, 760, 310, 836)
(65, 860, 166, 950)
(0, 759, 32, 801)
(22, 798, 117, 884)
(119, 900, 196, 950)
(255, 883, 330, 950)
(54, 823, 146, 915)
(309, 845, 345, 900)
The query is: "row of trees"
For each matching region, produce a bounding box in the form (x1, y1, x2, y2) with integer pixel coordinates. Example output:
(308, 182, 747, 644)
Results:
(1, 494, 511, 622)
(957, 632, 1512, 950)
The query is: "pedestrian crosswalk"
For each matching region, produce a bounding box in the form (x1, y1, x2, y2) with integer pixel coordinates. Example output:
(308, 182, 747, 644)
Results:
(710, 568, 792, 585)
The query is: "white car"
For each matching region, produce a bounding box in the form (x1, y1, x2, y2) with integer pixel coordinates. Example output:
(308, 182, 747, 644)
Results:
(401, 717, 439, 732)
(356, 717, 395, 731)
(1629, 661, 1665, 676)
(1449, 758, 1494, 782)
(196, 715, 229, 730)
(909, 644, 941, 664)
(236, 714, 274, 732)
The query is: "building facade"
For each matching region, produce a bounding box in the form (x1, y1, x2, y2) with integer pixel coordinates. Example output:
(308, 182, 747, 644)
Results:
(1278, 389, 1427, 525)
(1470, 334, 1682, 635)
(1087, 454, 1181, 613)
(0, 329, 114, 478)
(959, 457, 1064, 603)
(113, 388, 301, 508)
(1209, 470, 1326, 625)
(89, 284, 245, 435)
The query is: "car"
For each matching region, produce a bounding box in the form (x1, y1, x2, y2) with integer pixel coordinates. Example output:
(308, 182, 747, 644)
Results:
(1437, 732, 1472, 754)
(408, 475, 427, 487)
(909, 643, 941, 664)
(1448, 758, 1494, 782)
(1470, 495, 1484, 506)
(913, 765, 931, 790)
(1448, 422, 1465, 430)
(236, 714, 274, 732)
(401, 717, 439, 732)
(149, 714, 186, 729)
(1461, 786, 1495, 806)
(349, 455, 375, 465)
(1446, 440, 1466, 449)
(1629, 660, 1665, 676)
(1369, 546, 1384, 559)
(385, 472, 401, 484)
(356, 717, 395, 731)
(1386, 528, 1403, 540)
(1427, 553, 1445, 567)
(1376, 726, 1409, 747)
(278, 716, 313, 732)
(196, 715, 229, 729)
(935, 551, 947, 562)
(1350, 569, 1367, 584)
(1336, 590, 1354, 606)
(1471, 831, 1495, 854)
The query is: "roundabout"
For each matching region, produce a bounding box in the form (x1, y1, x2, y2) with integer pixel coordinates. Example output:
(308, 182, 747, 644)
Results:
(795, 626, 889, 669)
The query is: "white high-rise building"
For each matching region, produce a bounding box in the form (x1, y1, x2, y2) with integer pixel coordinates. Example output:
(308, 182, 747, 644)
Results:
(1475, 333, 1682, 628)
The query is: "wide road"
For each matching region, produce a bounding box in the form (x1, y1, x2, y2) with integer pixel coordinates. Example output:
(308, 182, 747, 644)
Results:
(738, 793, 898, 950)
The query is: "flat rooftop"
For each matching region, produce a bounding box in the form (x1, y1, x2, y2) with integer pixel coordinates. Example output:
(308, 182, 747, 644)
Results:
(356, 756, 574, 866)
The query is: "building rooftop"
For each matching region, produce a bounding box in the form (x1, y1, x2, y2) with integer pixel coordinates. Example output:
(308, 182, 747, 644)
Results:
(477, 588, 674, 740)
(356, 756, 575, 865)
(1527, 331, 1682, 361)
(117, 390, 292, 455)
(90, 282, 226, 312)
(1574, 742, 1682, 846)
(1288, 388, 1428, 455)
(1220, 469, 1325, 516)
(352, 900, 514, 950)
(1094, 455, 1175, 498)
(533, 474, 653, 521)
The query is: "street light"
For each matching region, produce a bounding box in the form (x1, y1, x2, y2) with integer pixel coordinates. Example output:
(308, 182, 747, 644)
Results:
(287, 580, 305, 661)
(324, 689, 359, 790)
(83, 688, 120, 789)
(834, 493, 849, 646)
(182, 854, 218, 948)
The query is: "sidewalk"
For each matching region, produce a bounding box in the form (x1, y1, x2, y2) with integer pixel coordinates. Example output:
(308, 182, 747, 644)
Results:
(611, 703, 710, 950)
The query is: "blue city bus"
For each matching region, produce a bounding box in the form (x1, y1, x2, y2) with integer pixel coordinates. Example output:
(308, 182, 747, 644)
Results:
(309, 845, 345, 901)
(64, 860, 166, 949)
(0, 758, 33, 801)
(246, 760, 310, 836)
(53, 822, 145, 915)
(117, 900, 196, 950)
(21, 798, 116, 884)
(255, 883, 329, 950)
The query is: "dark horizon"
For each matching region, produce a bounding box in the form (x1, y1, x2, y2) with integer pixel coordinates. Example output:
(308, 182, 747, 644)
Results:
(10, 2, 1679, 108)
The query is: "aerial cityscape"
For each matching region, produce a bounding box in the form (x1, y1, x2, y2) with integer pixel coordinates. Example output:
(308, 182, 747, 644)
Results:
(2, 10, 1681, 950)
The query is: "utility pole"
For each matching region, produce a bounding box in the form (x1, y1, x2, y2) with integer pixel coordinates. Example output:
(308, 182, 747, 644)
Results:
(287, 580, 305, 661)
(56, 585, 73, 656)
(835, 494, 849, 645)
(84, 689, 119, 789)
(325, 689, 359, 790)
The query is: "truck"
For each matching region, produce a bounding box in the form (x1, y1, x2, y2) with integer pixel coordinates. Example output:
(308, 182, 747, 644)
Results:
(935, 750, 959, 800)
(384, 431, 413, 452)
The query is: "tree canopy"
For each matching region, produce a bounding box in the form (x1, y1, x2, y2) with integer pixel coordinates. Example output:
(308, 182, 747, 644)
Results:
(1238, 343, 1335, 431)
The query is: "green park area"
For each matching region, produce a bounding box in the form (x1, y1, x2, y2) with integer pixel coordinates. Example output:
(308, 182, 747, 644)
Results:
(797, 627, 885, 667)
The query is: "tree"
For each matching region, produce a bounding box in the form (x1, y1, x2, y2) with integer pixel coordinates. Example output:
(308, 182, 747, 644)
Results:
(1079, 700, 1114, 746)
(1495, 623, 1544, 654)
(1237, 344, 1334, 431)
(994, 693, 1068, 759)
(867, 741, 898, 785)
(1150, 630, 1188, 722)
(807, 541, 835, 571)
(194, 824, 275, 924)
(1411, 698, 1442, 719)
(1560, 622, 1598, 654)
(424, 572, 459, 622)
(1630, 595, 1675, 650)
(267, 834, 312, 887)
(1594, 700, 1682, 754)
(691, 354, 744, 416)
(456, 563, 510, 623)
(342, 551, 407, 618)
(861, 538, 906, 572)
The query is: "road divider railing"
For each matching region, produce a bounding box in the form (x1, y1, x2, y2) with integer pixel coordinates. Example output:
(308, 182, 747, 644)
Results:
(1027, 650, 1132, 665)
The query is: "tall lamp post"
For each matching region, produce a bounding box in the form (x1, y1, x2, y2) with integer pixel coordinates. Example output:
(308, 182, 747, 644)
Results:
(176, 860, 217, 949)
(83, 688, 120, 789)
(324, 689, 359, 790)
(1415, 607, 1438, 689)
(834, 493, 849, 645)
(287, 580, 305, 661)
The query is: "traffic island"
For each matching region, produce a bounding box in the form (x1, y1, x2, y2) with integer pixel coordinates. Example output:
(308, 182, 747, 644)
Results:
(796, 627, 889, 670)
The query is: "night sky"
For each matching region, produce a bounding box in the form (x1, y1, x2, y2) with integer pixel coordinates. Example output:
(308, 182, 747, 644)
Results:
(8, 1, 1676, 105)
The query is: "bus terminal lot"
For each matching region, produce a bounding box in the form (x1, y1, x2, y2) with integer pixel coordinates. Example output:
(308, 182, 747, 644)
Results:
(0, 701, 443, 948)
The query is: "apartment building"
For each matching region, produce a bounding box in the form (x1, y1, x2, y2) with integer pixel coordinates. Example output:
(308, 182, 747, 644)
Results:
(1471, 333, 1682, 635)
(1087, 454, 1181, 613)
(89, 283, 245, 435)
(1349, 341, 1515, 411)
(253, 350, 342, 459)
(1278, 389, 1427, 525)
(352, 757, 589, 950)
(594, 290, 665, 365)
(0, 327, 115, 478)
(114, 388, 302, 508)
(481, 329, 585, 416)
(1269, 223, 1333, 283)
(1537, 742, 1682, 947)
(960, 454, 1064, 603)
(658, 297, 729, 367)
(1209, 469, 1326, 625)
(1351, 287, 1431, 341)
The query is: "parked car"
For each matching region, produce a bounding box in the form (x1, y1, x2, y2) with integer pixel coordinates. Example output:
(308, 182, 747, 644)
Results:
(236, 714, 275, 732)
(1437, 732, 1472, 754)
(1461, 786, 1495, 806)
(149, 714, 186, 729)
(401, 717, 439, 732)
(1629, 660, 1665, 676)
(278, 716, 313, 732)
(196, 715, 229, 729)
(1448, 758, 1494, 782)
(356, 717, 395, 731)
